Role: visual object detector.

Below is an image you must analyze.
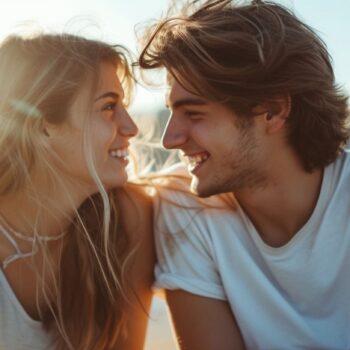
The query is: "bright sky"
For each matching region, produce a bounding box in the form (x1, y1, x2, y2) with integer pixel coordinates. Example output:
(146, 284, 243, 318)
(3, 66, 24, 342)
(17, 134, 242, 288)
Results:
(1, 0, 350, 110)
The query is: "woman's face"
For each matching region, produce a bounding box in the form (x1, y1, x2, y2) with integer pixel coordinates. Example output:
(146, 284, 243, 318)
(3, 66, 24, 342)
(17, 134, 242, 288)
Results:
(47, 61, 138, 193)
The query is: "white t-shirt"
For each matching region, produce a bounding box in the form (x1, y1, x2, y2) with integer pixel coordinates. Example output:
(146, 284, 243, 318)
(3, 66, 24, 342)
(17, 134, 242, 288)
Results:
(154, 151, 350, 350)
(0, 269, 54, 349)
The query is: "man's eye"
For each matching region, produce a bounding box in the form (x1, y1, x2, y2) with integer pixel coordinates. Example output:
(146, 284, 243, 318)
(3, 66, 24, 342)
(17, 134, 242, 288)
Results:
(184, 111, 202, 120)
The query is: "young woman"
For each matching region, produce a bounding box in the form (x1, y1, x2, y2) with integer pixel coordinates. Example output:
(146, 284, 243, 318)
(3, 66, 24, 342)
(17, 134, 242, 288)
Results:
(0, 33, 154, 349)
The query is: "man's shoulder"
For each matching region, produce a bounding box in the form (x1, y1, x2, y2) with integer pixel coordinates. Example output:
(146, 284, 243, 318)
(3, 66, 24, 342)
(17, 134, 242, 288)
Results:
(322, 149, 350, 204)
(329, 149, 350, 178)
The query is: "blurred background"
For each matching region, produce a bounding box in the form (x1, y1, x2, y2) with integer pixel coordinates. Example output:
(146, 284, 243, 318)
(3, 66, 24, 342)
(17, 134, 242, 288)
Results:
(1, 0, 349, 349)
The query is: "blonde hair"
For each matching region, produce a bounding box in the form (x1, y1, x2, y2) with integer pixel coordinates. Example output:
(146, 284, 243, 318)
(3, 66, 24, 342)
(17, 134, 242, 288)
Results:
(0, 33, 135, 349)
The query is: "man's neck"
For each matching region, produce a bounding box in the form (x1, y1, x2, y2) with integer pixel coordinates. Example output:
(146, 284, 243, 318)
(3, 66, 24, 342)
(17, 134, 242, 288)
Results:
(235, 156, 323, 247)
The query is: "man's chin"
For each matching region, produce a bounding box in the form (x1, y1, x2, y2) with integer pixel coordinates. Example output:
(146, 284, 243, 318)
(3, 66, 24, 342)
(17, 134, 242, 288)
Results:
(190, 176, 199, 194)
(190, 177, 213, 198)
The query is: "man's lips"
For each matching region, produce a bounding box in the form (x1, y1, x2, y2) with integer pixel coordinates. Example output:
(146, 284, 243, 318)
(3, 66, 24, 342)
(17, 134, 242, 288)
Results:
(184, 151, 210, 172)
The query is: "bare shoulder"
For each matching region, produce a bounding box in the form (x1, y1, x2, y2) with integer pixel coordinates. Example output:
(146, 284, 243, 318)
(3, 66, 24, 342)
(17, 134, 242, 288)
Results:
(112, 185, 155, 349)
(114, 184, 153, 241)
(110, 184, 155, 289)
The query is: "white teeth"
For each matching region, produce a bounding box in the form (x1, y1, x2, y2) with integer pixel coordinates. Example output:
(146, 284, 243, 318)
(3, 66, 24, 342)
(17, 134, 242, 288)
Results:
(188, 153, 209, 167)
(109, 148, 129, 159)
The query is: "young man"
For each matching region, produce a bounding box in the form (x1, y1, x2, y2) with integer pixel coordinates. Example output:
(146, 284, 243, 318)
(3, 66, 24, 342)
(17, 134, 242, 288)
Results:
(139, 1, 350, 349)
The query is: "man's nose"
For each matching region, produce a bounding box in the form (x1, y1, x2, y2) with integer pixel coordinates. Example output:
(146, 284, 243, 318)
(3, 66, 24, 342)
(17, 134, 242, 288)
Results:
(162, 115, 187, 149)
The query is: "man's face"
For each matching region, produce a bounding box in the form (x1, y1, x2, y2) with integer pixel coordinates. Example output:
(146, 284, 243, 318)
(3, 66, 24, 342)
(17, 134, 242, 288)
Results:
(164, 79, 268, 197)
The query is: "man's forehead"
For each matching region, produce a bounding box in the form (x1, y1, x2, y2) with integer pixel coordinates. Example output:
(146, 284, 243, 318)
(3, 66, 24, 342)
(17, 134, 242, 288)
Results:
(166, 77, 203, 108)
(166, 72, 175, 86)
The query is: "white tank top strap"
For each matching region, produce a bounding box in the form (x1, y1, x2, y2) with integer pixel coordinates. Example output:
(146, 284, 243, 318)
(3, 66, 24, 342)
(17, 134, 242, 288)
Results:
(0, 223, 38, 269)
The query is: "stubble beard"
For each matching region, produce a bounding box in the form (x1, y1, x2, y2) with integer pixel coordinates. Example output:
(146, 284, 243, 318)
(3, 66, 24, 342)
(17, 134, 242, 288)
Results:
(191, 125, 268, 198)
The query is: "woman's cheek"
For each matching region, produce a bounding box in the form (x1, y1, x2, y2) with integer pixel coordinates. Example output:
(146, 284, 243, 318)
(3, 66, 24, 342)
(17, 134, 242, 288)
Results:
(92, 118, 116, 146)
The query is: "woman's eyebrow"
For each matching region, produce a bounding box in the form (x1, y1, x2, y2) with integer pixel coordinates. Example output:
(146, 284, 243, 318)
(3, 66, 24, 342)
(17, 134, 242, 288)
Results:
(94, 91, 119, 102)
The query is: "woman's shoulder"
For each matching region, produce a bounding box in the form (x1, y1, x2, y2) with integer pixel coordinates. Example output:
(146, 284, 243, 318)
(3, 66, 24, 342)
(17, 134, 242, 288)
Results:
(120, 183, 152, 211)
(111, 184, 153, 239)
(111, 182, 152, 207)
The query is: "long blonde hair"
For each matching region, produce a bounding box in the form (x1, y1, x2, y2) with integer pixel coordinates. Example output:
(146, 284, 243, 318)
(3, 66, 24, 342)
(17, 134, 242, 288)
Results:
(0, 32, 136, 349)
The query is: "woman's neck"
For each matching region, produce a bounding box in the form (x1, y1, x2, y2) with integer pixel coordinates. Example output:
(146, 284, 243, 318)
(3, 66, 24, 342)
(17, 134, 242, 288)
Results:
(0, 181, 92, 238)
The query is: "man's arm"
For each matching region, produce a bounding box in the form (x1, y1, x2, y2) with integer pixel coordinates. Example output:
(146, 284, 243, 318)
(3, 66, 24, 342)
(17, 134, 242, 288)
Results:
(166, 290, 245, 350)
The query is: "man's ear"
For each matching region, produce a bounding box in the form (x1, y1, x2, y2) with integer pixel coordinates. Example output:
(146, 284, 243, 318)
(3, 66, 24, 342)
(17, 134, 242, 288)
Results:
(253, 95, 291, 134)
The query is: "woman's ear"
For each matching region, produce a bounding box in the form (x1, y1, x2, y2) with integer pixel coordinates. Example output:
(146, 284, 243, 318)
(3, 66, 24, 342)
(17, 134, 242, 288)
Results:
(38, 118, 50, 137)
(42, 124, 50, 137)
(41, 119, 56, 137)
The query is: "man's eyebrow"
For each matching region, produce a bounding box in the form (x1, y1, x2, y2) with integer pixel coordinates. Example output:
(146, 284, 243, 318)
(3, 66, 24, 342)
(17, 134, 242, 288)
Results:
(167, 98, 208, 109)
(94, 92, 120, 102)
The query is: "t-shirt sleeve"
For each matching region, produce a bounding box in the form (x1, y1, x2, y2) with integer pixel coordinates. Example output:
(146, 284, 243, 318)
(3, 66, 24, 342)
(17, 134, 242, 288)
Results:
(153, 179, 226, 301)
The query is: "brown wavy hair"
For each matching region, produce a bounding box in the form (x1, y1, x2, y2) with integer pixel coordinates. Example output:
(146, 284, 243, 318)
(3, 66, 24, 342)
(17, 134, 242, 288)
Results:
(139, 0, 350, 171)
(0, 33, 137, 349)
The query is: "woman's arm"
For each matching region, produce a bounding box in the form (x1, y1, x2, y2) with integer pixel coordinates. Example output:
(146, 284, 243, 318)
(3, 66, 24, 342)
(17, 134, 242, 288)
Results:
(116, 185, 155, 350)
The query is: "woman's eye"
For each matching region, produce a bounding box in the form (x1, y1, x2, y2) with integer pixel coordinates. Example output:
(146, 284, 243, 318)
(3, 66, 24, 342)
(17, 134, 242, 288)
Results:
(102, 102, 117, 112)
